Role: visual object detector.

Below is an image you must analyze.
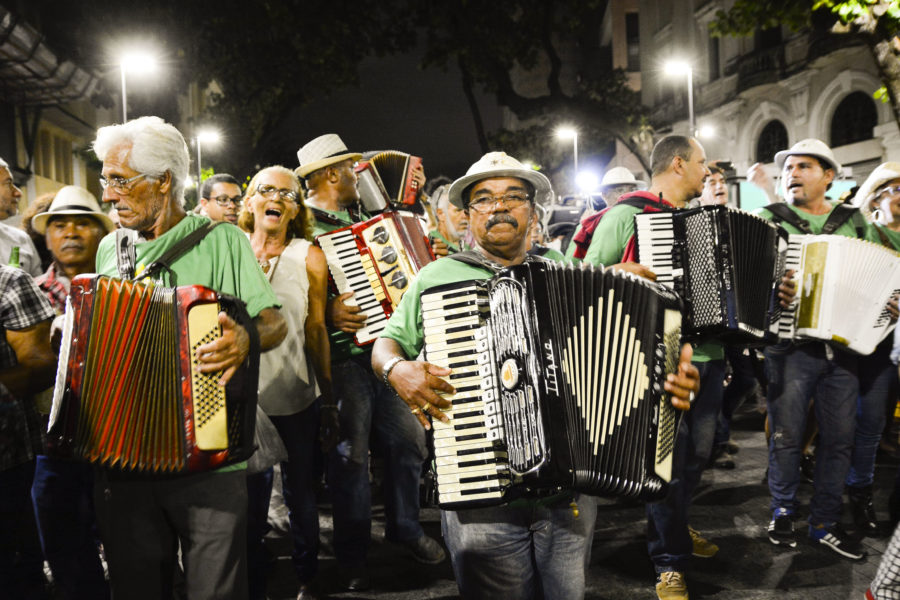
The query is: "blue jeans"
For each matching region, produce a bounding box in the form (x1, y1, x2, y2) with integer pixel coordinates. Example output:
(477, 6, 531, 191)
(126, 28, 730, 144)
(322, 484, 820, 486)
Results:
(441, 494, 597, 600)
(647, 359, 725, 573)
(31, 456, 109, 600)
(327, 355, 428, 567)
(847, 339, 898, 488)
(765, 342, 858, 525)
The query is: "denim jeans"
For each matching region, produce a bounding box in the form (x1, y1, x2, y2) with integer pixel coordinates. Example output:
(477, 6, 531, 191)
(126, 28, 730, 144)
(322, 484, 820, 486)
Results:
(327, 355, 428, 567)
(31, 456, 109, 600)
(765, 342, 858, 525)
(847, 339, 898, 488)
(647, 359, 725, 573)
(441, 494, 597, 600)
(714, 346, 761, 448)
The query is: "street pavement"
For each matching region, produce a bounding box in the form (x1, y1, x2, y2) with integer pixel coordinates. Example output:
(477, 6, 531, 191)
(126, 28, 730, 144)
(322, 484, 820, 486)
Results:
(263, 401, 898, 599)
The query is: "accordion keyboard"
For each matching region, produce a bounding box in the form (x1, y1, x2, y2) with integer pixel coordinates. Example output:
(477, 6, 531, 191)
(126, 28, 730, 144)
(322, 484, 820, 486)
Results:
(422, 284, 512, 507)
(317, 229, 388, 343)
(634, 212, 682, 286)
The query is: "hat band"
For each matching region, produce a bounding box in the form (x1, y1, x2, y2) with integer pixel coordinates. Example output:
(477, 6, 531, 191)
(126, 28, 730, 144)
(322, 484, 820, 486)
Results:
(49, 205, 96, 213)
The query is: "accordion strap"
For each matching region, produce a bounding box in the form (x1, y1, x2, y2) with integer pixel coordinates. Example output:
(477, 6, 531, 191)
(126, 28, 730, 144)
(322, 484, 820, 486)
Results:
(447, 250, 546, 274)
(139, 220, 224, 286)
(766, 202, 865, 237)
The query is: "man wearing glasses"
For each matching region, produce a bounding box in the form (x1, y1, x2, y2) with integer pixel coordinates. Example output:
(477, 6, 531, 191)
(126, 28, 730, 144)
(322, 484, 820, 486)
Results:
(90, 116, 287, 600)
(0, 157, 42, 276)
(371, 151, 699, 599)
(199, 173, 243, 225)
(296, 133, 444, 591)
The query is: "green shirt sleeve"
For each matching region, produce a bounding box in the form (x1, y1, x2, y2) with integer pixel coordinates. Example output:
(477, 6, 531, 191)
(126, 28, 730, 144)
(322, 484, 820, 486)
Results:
(582, 205, 640, 267)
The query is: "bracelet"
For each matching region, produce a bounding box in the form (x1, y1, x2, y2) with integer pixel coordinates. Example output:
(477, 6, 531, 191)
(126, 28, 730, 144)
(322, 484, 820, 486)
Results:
(381, 356, 406, 388)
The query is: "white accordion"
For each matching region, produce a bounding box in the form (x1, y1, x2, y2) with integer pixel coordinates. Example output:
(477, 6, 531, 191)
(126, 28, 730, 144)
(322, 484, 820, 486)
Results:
(778, 234, 900, 355)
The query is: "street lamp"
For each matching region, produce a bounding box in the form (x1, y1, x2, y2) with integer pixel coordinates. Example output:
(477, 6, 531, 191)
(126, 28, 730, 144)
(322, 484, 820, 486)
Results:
(195, 129, 222, 190)
(119, 52, 158, 122)
(556, 126, 579, 177)
(665, 60, 694, 136)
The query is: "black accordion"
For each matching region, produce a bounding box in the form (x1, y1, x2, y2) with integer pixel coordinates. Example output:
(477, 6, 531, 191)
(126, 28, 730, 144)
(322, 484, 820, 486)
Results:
(46, 275, 259, 474)
(421, 261, 683, 509)
(634, 205, 788, 345)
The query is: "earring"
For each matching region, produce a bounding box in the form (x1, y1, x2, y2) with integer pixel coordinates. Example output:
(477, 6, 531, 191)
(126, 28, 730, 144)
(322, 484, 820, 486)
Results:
(872, 207, 885, 225)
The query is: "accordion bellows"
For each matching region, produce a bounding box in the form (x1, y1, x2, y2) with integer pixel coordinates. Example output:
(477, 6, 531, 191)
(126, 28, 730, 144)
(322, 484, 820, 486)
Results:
(421, 262, 683, 509)
(47, 275, 258, 474)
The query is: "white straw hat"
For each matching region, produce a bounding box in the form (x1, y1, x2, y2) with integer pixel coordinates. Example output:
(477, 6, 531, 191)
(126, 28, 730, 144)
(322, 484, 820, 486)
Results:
(295, 133, 363, 178)
(447, 152, 552, 210)
(32, 185, 115, 234)
(774, 138, 841, 176)
(600, 166, 645, 189)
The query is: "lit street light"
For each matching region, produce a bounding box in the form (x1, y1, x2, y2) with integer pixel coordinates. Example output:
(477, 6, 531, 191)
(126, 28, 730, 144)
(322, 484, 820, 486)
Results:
(697, 124, 716, 139)
(665, 60, 694, 136)
(195, 129, 222, 190)
(119, 51, 158, 122)
(556, 126, 579, 183)
(575, 170, 599, 194)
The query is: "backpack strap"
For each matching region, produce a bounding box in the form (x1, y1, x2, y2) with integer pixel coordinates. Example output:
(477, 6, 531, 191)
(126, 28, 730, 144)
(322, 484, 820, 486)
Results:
(139, 220, 224, 286)
(571, 196, 674, 260)
(822, 203, 864, 236)
(765, 203, 813, 234)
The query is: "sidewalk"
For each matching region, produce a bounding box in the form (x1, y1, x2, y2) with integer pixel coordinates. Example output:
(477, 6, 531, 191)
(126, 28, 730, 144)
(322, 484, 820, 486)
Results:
(263, 402, 897, 599)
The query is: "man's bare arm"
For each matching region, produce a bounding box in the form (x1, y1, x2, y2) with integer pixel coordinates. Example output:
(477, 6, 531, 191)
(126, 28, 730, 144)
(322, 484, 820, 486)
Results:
(2, 320, 56, 397)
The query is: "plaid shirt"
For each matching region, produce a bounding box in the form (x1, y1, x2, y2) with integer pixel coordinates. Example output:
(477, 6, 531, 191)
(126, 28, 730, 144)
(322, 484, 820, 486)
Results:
(0, 265, 54, 471)
(35, 263, 69, 315)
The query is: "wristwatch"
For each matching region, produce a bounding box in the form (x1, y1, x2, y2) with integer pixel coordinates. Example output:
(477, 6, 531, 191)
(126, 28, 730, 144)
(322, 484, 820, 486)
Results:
(381, 356, 406, 388)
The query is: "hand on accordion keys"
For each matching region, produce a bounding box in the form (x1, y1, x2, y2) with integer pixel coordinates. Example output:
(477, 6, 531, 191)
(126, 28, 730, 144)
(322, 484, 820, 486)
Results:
(607, 261, 657, 281)
(384, 358, 452, 431)
(327, 291, 367, 333)
(195, 311, 249, 386)
(778, 269, 797, 309)
(666, 344, 702, 412)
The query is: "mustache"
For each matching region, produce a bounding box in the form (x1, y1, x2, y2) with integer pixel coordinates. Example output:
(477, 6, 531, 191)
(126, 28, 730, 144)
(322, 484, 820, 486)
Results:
(485, 214, 518, 230)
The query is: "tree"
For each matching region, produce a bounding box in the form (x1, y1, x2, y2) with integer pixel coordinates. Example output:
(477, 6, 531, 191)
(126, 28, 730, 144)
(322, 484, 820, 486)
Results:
(411, 0, 652, 191)
(711, 0, 900, 129)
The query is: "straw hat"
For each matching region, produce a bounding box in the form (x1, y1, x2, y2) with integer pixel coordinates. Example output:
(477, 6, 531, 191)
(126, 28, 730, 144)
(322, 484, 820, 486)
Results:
(447, 152, 552, 210)
(32, 186, 115, 234)
(774, 138, 842, 176)
(600, 166, 645, 189)
(295, 134, 363, 178)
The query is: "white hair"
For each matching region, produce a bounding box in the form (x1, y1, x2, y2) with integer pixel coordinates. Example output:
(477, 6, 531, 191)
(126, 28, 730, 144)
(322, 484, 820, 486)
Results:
(93, 116, 190, 203)
(433, 184, 450, 212)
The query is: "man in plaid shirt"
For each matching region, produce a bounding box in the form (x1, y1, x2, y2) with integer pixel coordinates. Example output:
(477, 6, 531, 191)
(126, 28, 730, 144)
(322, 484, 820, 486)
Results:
(0, 264, 57, 597)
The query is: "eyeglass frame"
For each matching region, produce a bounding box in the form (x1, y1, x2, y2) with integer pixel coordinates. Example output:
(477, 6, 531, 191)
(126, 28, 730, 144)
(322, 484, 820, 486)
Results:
(467, 191, 532, 213)
(876, 185, 900, 202)
(208, 194, 243, 207)
(255, 183, 300, 203)
(99, 173, 149, 194)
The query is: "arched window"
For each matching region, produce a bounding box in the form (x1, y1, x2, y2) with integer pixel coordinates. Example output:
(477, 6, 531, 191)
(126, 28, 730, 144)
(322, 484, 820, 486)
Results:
(830, 91, 877, 147)
(755, 120, 788, 164)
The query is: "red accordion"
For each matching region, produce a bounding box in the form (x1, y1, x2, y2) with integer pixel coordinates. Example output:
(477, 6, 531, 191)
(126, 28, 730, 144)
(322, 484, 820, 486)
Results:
(46, 275, 258, 474)
(355, 151, 423, 212)
(315, 210, 434, 345)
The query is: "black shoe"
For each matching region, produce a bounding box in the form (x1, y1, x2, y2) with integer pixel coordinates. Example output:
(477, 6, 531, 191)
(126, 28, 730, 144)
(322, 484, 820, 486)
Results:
(341, 566, 370, 591)
(402, 535, 447, 565)
(768, 508, 797, 547)
(296, 584, 319, 600)
(707, 445, 735, 469)
(801, 454, 815, 484)
(848, 485, 882, 536)
(809, 522, 867, 561)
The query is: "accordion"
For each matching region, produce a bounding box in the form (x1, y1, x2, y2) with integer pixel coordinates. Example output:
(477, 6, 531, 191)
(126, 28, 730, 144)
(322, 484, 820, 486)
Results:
(316, 209, 434, 345)
(421, 261, 683, 509)
(777, 234, 900, 355)
(634, 205, 788, 345)
(355, 150, 423, 212)
(46, 275, 259, 474)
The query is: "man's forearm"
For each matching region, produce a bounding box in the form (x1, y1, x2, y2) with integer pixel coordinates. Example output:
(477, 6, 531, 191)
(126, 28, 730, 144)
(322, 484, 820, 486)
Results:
(371, 337, 406, 381)
(255, 307, 287, 352)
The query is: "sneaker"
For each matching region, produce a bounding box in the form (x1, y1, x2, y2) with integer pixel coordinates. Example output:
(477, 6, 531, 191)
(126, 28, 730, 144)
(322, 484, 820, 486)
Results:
(809, 522, 867, 561)
(655, 571, 689, 600)
(768, 508, 797, 547)
(403, 535, 446, 565)
(688, 526, 719, 558)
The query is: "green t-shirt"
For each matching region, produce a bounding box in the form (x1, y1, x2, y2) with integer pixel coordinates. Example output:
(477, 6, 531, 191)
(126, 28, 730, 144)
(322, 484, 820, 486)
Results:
(310, 207, 372, 361)
(95, 215, 281, 473)
(380, 258, 493, 359)
(428, 228, 460, 254)
(528, 244, 567, 263)
(580, 204, 722, 362)
(754, 202, 878, 241)
(875, 223, 900, 251)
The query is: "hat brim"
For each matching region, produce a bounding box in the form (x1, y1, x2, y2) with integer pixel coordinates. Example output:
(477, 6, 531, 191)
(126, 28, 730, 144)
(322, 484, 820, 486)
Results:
(32, 210, 116, 235)
(774, 150, 841, 176)
(600, 179, 645, 189)
(852, 162, 900, 214)
(447, 169, 552, 210)
(295, 152, 363, 178)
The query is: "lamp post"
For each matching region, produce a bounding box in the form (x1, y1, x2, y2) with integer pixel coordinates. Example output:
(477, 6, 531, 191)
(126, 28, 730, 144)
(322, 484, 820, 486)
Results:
(119, 52, 157, 122)
(195, 129, 222, 190)
(665, 60, 694, 136)
(556, 126, 579, 183)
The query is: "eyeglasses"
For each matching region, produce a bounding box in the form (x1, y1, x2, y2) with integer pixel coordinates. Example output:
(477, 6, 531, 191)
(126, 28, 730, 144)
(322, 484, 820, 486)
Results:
(468, 192, 530, 213)
(256, 184, 299, 203)
(99, 173, 148, 193)
(876, 185, 900, 201)
(211, 194, 242, 207)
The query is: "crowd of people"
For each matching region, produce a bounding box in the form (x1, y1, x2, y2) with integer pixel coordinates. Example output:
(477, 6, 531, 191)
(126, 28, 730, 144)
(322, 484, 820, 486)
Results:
(2, 115, 900, 600)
